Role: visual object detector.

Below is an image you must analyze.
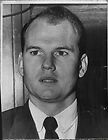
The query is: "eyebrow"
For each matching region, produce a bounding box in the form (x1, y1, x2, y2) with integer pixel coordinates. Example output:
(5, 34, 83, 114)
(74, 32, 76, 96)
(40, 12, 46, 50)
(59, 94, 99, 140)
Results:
(55, 46, 74, 52)
(26, 46, 41, 52)
(25, 46, 74, 52)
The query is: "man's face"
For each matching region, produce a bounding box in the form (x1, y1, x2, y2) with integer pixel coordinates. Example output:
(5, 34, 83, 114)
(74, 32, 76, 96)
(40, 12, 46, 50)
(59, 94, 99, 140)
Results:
(21, 19, 80, 103)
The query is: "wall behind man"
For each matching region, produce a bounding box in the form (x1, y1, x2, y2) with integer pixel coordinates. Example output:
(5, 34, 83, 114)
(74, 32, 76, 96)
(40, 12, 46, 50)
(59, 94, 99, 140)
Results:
(1, 4, 107, 112)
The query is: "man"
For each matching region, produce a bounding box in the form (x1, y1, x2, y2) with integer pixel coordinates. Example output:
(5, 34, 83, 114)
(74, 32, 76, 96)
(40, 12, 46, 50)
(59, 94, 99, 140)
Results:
(2, 6, 108, 139)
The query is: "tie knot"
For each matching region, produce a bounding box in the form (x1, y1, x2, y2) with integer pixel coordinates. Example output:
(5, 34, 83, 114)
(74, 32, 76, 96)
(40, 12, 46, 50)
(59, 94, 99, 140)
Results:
(43, 117, 58, 131)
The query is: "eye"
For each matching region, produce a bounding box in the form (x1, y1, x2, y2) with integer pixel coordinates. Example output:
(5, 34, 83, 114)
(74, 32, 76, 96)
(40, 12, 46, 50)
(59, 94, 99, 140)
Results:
(30, 50, 43, 56)
(54, 50, 69, 57)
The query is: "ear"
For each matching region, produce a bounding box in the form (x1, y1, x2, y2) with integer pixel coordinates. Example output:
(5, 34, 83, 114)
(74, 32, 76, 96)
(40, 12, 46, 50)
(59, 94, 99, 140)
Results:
(18, 52, 24, 76)
(79, 53, 88, 78)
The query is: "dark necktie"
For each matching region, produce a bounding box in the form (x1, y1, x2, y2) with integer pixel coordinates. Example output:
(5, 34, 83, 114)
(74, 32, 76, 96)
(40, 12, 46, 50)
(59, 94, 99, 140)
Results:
(43, 117, 59, 139)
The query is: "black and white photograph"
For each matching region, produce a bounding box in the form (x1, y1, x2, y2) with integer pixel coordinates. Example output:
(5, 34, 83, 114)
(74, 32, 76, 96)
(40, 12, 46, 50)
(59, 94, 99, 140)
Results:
(1, 0, 108, 139)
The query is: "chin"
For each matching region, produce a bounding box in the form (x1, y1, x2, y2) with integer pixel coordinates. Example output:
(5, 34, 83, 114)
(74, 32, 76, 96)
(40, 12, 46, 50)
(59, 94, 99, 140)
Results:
(41, 93, 59, 101)
(39, 97, 61, 103)
(35, 91, 61, 103)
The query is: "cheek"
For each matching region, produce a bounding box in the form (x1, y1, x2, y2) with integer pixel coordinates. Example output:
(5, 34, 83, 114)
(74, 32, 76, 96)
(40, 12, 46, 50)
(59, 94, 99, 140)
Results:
(63, 67, 78, 84)
(57, 58, 79, 78)
(23, 57, 42, 74)
(62, 65, 79, 90)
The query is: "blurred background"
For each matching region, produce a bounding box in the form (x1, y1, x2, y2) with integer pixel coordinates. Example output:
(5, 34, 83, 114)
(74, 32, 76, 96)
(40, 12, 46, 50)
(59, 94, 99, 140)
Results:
(1, 4, 107, 112)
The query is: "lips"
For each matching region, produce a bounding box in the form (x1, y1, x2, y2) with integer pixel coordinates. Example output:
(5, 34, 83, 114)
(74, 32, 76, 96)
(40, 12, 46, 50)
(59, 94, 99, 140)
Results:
(39, 77, 57, 83)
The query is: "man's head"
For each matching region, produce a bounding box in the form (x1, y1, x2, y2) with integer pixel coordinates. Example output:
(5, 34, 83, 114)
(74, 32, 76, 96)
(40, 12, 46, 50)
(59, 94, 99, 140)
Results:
(21, 6, 86, 56)
(18, 6, 88, 105)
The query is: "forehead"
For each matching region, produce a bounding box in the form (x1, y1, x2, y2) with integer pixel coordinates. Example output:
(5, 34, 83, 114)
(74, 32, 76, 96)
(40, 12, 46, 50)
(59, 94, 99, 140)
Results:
(25, 18, 79, 47)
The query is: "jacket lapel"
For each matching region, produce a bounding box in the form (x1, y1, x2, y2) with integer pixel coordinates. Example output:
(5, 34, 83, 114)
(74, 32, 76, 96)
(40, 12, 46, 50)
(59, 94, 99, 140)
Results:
(9, 101, 105, 139)
(9, 101, 39, 139)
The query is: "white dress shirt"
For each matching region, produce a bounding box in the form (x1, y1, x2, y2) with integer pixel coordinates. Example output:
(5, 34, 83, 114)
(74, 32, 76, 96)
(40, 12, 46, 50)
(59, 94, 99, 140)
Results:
(29, 99, 78, 139)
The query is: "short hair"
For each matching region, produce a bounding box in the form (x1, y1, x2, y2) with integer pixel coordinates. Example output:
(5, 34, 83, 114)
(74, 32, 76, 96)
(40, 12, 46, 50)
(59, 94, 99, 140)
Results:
(21, 5, 86, 56)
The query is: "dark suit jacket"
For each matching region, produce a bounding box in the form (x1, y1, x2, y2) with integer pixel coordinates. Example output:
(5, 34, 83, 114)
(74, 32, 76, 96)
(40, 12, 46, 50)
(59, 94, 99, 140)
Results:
(2, 101, 108, 139)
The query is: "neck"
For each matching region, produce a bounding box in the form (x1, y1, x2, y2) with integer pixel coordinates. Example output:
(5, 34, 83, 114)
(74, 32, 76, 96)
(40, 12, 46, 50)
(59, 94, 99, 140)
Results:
(29, 92, 76, 116)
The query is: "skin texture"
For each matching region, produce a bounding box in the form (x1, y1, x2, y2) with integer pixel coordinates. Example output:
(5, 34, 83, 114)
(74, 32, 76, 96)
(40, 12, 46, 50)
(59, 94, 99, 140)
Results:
(18, 19, 88, 116)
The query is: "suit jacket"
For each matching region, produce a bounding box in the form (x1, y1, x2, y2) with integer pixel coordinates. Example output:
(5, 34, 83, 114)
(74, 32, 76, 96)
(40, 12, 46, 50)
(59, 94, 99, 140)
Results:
(2, 101, 108, 139)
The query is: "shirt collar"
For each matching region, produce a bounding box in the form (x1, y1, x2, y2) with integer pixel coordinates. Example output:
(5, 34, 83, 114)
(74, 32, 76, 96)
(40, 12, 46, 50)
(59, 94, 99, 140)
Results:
(29, 100, 47, 132)
(29, 99, 77, 133)
(55, 99, 78, 133)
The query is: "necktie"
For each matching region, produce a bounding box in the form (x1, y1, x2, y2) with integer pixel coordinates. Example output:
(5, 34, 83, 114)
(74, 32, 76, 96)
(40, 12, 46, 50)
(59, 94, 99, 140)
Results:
(43, 117, 59, 139)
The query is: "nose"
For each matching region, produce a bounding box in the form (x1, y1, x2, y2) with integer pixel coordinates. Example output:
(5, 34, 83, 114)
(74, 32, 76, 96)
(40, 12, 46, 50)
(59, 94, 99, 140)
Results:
(41, 55, 56, 71)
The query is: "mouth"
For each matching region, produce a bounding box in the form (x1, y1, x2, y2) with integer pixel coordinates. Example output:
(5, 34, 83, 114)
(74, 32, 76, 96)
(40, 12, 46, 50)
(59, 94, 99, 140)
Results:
(39, 77, 58, 84)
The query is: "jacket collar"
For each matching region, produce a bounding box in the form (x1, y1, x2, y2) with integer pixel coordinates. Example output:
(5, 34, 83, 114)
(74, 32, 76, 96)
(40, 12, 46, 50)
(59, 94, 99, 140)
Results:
(9, 100, 101, 139)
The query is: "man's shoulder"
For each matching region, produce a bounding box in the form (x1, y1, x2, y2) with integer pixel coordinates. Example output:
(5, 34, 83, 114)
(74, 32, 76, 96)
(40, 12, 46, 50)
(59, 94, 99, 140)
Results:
(2, 106, 24, 128)
(80, 107, 108, 126)
(3, 105, 23, 113)
(78, 107, 108, 138)
(2, 102, 38, 139)
(2, 101, 29, 119)
(80, 107, 108, 119)
(93, 108, 108, 137)
(2, 105, 27, 137)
